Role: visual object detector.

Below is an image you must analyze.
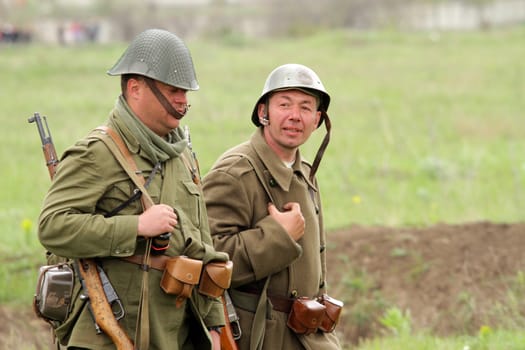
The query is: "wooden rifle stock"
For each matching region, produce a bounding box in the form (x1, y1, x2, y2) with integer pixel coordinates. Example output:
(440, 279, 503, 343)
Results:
(220, 295, 239, 350)
(78, 259, 134, 350)
(30, 113, 134, 350)
(42, 142, 59, 179)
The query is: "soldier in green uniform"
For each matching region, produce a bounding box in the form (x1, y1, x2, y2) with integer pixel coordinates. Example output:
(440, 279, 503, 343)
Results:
(38, 29, 227, 350)
(202, 64, 342, 350)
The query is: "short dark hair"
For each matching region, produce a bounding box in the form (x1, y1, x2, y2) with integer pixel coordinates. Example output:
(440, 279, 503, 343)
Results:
(120, 74, 143, 98)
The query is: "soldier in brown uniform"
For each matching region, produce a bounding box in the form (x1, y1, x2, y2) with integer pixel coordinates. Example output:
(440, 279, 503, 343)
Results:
(38, 29, 228, 350)
(202, 64, 342, 350)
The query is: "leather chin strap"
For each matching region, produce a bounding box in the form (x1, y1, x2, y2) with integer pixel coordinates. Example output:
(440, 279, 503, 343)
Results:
(143, 77, 187, 120)
(309, 111, 331, 183)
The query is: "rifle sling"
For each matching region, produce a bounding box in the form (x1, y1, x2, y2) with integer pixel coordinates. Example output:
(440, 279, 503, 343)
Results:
(104, 162, 160, 218)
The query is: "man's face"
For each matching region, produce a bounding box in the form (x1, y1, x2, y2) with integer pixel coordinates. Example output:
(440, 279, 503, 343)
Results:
(259, 89, 321, 161)
(129, 78, 189, 136)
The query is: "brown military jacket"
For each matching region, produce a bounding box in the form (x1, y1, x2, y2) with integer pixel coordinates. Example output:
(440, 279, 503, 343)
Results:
(203, 129, 340, 349)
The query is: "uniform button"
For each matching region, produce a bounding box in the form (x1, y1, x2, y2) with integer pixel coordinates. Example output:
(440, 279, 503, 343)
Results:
(290, 290, 298, 298)
(115, 249, 121, 254)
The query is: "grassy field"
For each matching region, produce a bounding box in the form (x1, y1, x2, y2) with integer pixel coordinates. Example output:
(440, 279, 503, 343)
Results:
(1, 27, 525, 348)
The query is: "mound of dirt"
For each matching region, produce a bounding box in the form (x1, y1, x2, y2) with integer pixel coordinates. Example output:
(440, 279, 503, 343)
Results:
(2, 221, 525, 348)
(327, 221, 525, 345)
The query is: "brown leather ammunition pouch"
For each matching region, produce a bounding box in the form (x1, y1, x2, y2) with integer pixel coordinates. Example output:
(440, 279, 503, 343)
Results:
(160, 256, 202, 307)
(198, 260, 233, 298)
(318, 294, 344, 333)
(286, 297, 326, 335)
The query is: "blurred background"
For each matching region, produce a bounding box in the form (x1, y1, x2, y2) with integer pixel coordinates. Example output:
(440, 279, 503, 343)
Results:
(2, 0, 525, 45)
(2, 1, 525, 349)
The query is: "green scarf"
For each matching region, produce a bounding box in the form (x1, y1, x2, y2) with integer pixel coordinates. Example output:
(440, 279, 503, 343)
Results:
(110, 95, 187, 164)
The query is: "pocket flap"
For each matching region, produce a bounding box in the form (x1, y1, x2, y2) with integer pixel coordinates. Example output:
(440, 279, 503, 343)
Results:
(165, 256, 203, 285)
(203, 261, 233, 289)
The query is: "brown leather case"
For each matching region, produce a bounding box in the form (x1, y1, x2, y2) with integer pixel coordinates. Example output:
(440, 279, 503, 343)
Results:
(198, 260, 233, 298)
(319, 294, 344, 332)
(286, 297, 326, 335)
(160, 256, 203, 304)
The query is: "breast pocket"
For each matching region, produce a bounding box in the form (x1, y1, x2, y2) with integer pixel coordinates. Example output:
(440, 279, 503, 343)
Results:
(98, 178, 143, 216)
(177, 180, 203, 229)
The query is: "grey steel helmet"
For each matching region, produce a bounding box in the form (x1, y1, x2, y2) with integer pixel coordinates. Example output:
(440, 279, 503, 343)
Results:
(107, 29, 199, 91)
(251, 63, 330, 127)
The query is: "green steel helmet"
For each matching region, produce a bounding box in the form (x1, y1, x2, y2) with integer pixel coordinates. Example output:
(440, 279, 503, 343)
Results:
(251, 63, 330, 127)
(107, 29, 199, 91)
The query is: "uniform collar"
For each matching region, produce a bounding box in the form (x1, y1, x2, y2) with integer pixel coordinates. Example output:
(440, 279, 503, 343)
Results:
(251, 128, 317, 192)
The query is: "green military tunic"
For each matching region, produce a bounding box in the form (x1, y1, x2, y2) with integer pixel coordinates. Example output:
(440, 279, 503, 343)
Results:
(202, 129, 341, 350)
(38, 96, 225, 350)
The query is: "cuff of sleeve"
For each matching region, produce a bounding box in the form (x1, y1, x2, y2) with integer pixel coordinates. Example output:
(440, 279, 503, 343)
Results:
(110, 215, 138, 257)
(204, 299, 226, 327)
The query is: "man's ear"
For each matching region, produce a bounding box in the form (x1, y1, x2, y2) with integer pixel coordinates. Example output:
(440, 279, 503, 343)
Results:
(258, 104, 269, 126)
(257, 103, 266, 118)
(126, 77, 142, 100)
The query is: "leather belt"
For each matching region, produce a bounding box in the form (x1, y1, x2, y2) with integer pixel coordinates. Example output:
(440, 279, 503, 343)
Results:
(121, 255, 171, 271)
(237, 286, 293, 313)
(268, 294, 293, 313)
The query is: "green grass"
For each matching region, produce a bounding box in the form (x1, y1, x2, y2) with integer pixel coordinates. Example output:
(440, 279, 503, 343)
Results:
(1, 27, 525, 348)
(356, 328, 525, 350)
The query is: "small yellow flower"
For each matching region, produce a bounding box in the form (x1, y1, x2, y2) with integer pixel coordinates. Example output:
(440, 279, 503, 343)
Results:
(21, 218, 33, 233)
(352, 195, 361, 204)
(479, 325, 492, 337)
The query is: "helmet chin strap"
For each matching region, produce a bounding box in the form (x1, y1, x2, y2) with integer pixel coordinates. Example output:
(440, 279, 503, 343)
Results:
(144, 77, 187, 120)
(309, 111, 331, 183)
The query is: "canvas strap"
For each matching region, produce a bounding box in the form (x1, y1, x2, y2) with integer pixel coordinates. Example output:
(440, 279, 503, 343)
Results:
(93, 126, 155, 350)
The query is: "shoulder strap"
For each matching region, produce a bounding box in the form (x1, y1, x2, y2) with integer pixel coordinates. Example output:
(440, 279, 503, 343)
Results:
(91, 125, 152, 350)
(93, 126, 154, 210)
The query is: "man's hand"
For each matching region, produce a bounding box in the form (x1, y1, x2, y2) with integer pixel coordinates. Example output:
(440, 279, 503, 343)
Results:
(138, 204, 178, 237)
(210, 329, 221, 349)
(268, 202, 305, 241)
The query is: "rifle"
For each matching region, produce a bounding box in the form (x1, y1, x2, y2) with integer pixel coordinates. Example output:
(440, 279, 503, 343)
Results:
(220, 291, 241, 350)
(28, 112, 59, 179)
(29, 112, 134, 350)
(76, 259, 134, 350)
